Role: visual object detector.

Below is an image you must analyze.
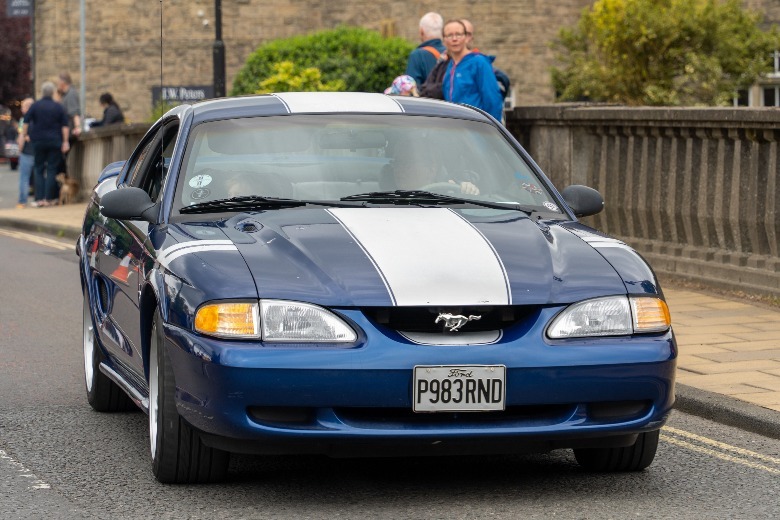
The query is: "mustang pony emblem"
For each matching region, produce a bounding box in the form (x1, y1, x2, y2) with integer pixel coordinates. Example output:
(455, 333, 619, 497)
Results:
(435, 313, 482, 332)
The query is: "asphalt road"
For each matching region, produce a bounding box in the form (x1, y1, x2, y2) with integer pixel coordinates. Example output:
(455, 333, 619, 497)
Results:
(1, 209, 779, 519)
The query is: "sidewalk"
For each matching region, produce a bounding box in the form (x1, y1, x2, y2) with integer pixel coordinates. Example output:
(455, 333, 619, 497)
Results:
(1, 201, 779, 436)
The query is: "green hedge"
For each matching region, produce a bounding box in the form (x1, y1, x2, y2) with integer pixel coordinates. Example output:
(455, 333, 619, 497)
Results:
(230, 26, 414, 96)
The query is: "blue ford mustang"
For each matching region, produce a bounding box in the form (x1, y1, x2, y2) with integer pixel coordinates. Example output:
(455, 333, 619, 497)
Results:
(78, 92, 675, 483)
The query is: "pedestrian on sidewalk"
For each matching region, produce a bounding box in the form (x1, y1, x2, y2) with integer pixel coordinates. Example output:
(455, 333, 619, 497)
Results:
(405, 12, 446, 87)
(90, 92, 125, 128)
(440, 19, 503, 122)
(56, 72, 81, 177)
(21, 82, 70, 207)
(15, 97, 35, 208)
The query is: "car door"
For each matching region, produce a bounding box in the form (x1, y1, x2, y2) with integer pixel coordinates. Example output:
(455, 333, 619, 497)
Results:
(96, 119, 179, 381)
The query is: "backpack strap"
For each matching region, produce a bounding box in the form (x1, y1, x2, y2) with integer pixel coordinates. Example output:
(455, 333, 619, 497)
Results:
(421, 46, 441, 60)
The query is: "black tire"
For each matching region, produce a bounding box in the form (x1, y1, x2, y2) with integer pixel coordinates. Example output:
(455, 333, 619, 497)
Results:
(83, 294, 135, 412)
(574, 430, 659, 472)
(149, 310, 230, 483)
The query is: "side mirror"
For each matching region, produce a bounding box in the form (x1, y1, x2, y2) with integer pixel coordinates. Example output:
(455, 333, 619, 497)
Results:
(100, 187, 159, 223)
(561, 185, 604, 217)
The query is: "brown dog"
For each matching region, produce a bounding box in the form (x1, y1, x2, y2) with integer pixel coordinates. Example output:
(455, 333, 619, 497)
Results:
(56, 173, 81, 205)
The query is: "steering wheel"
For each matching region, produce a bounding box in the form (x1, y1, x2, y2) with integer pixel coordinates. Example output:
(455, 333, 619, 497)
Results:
(420, 181, 462, 195)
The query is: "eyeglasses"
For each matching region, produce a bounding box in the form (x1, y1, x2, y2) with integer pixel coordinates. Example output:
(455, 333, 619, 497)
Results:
(443, 33, 465, 40)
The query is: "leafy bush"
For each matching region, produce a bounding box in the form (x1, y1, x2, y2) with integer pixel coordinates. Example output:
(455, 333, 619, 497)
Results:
(256, 62, 346, 93)
(231, 26, 414, 95)
(552, 0, 780, 106)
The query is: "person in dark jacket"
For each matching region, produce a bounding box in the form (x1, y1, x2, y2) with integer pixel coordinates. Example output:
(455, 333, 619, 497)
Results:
(405, 12, 446, 86)
(20, 82, 70, 207)
(91, 93, 125, 128)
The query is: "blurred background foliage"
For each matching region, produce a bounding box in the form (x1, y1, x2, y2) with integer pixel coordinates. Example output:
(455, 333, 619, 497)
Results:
(231, 26, 414, 96)
(255, 62, 345, 93)
(552, 0, 780, 106)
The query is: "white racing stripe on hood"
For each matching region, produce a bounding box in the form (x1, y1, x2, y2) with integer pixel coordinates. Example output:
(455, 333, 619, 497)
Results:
(157, 240, 238, 267)
(328, 208, 510, 306)
(273, 92, 404, 113)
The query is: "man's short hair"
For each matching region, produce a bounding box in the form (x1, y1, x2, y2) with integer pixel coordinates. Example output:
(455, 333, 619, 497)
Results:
(41, 81, 56, 98)
(419, 12, 444, 40)
(58, 72, 72, 85)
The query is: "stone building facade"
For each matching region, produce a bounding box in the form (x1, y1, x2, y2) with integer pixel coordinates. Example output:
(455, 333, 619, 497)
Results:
(33, 1, 780, 123)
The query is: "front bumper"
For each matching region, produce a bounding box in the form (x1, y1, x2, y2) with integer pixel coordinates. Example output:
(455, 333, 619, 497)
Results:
(162, 308, 676, 455)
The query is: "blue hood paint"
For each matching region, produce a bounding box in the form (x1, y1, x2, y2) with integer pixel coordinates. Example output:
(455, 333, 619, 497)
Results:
(164, 208, 642, 308)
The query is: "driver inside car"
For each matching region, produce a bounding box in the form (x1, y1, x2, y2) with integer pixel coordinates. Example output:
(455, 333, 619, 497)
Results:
(383, 139, 480, 195)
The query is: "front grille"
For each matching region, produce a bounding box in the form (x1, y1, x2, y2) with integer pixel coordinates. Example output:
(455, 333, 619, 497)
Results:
(363, 306, 535, 333)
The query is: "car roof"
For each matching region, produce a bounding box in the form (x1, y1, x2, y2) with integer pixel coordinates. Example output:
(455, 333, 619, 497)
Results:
(184, 92, 494, 125)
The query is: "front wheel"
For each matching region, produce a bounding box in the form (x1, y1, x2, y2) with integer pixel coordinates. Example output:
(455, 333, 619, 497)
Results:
(573, 430, 659, 472)
(149, 309, 229, 483)
(83, 293, 134, 412)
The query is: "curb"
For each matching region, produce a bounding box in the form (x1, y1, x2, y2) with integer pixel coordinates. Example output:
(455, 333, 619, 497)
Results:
(0, 217, 81, 242)
(675, 383, 780, 440)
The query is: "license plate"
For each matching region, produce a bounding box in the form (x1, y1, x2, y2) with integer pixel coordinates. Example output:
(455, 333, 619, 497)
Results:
(413, 365, 506, 412)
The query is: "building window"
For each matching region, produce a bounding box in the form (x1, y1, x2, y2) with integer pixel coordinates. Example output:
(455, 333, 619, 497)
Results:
(733, 89, 750, 107)
(763, 87, 779, 107)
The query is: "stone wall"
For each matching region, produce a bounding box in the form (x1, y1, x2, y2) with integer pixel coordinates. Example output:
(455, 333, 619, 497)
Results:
(34, 0, 595, 122)
(506, 105, 780, 298)
(33, 1, 779, 125)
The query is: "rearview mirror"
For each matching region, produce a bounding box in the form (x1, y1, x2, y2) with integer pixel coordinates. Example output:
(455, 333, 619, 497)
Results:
(561, 185, 604, 217)
(100, 187, 159, 223)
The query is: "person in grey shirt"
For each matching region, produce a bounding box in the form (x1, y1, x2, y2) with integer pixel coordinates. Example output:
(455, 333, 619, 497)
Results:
(56, 72, 81, 176)
(57, 72, 81, 137)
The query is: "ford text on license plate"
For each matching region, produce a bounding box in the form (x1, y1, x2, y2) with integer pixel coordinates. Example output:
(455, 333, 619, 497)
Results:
(413, 365, 506, 412)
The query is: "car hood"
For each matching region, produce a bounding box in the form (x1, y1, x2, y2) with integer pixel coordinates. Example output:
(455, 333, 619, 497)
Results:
(170, 207, 635, 307)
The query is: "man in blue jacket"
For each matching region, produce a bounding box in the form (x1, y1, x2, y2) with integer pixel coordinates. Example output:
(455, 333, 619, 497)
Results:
(405, 12, 446, 87)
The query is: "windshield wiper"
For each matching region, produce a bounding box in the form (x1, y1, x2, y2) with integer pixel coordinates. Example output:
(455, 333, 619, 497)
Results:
(180, 195, 363, 214)
(341, 190, 537, 213)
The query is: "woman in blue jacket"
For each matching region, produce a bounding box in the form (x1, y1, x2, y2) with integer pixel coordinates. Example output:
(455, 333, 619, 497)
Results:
(441, 20, 504, 122)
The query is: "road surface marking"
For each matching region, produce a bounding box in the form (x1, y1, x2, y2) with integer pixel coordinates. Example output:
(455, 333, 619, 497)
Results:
(0, 449, 52, 490)
(664, 426, 780, 465)
(661, 435, 780, 475)
(0, 228, 72, 251)
(662, 426, 780, 474)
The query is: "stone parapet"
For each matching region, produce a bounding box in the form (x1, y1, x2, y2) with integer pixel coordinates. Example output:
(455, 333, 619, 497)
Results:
(506, 105, 780, 298)
(68, 124, 151, 193)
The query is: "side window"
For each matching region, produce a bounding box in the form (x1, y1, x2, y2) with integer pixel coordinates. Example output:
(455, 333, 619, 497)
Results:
(130, 121, 179, 202)
(127, 139, 154, 186)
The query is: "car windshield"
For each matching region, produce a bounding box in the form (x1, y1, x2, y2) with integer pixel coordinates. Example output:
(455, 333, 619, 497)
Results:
(173, 114, 561, 214)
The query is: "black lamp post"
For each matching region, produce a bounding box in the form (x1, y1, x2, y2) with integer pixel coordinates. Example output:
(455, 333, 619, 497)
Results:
(213, 0, 226, 98)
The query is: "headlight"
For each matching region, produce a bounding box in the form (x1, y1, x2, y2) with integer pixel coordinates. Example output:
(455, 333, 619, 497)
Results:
(547, 296, 670, 339)
(193, 300, 357, 342)
(260, 300, 357, 342)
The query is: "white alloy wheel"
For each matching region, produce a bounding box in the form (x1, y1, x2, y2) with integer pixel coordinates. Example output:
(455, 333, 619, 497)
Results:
(82, 290, 134, 412)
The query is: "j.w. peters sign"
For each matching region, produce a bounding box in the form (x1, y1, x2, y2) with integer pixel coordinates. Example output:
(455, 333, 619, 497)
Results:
(151, 86, 215, 106)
